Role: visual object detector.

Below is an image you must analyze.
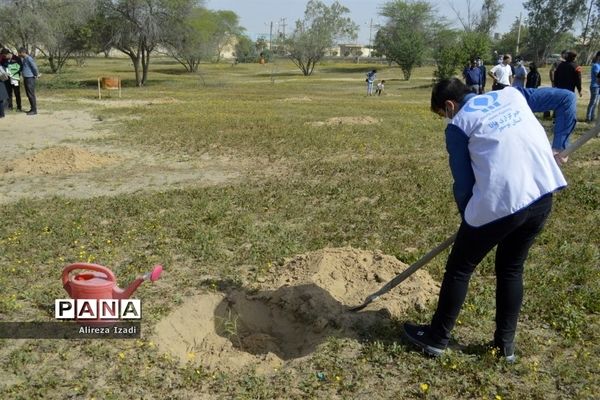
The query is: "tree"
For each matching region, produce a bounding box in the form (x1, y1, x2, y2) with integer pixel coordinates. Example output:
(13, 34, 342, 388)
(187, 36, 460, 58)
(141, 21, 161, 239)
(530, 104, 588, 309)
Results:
(163, 6, 242, 70)
(85, 6, 118, 57)
(495, 18, 530, 59)
(210, 10, 243, 62)
(524, 0, 587, 62)
(449, 0, 503, 35)
(578, 0, 600, 64)
(0, 0, 46, 52)
(234, 34, 258, 63)
(285, 0, 358, 76)
(475, 0, 503, 35)
(376, 0, 439, 80)
(34, 0, 96, 73)
(99, 0, 193, 86)
(460, 31, 490, 64)
(432, 29, 463, 80)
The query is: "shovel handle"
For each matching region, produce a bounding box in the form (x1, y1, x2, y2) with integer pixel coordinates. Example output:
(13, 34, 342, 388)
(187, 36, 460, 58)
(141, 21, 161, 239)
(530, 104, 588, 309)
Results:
(559, 123, 600, 158)
(349, 233, 457, 311)
(371, 233, 457, 299)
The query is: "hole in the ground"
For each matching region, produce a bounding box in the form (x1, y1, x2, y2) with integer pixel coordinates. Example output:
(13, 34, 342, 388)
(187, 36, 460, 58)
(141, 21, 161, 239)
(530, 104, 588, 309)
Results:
(213, 284, 387, 360)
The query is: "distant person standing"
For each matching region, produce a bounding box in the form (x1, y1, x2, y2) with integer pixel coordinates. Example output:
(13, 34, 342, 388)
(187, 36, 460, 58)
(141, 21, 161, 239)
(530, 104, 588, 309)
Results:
(366, 69, 377, 96)
(546, 50, 567, 119)
(463, 60, 482, 93)
(0, 48, 22, 112)
(18, 47, 39, 115)
(495, 51, 502, 65)
(585, 51, 600, 123)
(526, 62, 541, 89)
(477, 57, 486, 94)
(549, 50, 567, 88)
(554, 50, 582, 98)
(0, 63, 9, 118)
(512, 57, 527, 88)
(488, 54, 513, 90)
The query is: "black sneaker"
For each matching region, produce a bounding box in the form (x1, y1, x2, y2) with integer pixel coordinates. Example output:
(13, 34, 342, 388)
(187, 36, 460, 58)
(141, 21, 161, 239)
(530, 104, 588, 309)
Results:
(403, 323, 446, 357)
(26, 110, 37, 116)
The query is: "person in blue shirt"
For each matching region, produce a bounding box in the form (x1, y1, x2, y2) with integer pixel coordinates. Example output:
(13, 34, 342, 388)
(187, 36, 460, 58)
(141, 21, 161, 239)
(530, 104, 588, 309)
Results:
(366, 69, 377, 96)
(477, 57, 486, 94)
(585, 51, 600, 123)
(512, 57, 527, 88)
(17, 47, 39, 115)
(463, 60, 482, 93)
(403, 78, 576, 362)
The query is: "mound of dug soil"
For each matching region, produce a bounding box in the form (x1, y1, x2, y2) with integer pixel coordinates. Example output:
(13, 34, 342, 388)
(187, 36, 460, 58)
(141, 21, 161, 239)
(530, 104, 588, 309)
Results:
(153, 247, 439, 372)
(2, 146, 119, 176)
(307, 116, 380, 127)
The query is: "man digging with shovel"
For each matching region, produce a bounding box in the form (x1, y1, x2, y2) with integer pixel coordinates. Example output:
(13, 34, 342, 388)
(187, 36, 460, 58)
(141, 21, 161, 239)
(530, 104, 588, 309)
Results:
(403, 79, 577, 362)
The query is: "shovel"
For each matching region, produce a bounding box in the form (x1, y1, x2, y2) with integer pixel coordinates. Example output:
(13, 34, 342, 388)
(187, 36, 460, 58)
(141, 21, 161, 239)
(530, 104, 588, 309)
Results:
(349, 122, 600, 312)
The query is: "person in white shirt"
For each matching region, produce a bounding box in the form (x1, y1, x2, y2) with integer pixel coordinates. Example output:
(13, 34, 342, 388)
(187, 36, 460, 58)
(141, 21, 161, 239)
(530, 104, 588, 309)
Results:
(375, 80, 385, 96)
(488, 54, 513, 90)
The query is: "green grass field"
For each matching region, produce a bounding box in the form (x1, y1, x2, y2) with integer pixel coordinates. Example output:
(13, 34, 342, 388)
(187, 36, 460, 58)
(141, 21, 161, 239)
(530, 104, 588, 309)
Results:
(0, 56, 598, 399)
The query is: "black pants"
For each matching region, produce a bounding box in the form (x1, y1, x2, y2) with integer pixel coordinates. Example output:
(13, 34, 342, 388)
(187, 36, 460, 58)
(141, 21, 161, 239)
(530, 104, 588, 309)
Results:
(24, 77, 36, 112)
(0, 100, 4, 117)
(492, 82, 508, 91)
(429, 194, 553, 347)
(5, 80, 21, 110)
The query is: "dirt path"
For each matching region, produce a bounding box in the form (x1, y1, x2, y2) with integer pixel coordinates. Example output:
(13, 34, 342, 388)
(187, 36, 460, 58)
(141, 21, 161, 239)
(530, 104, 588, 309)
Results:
(0, 108, 252, 204)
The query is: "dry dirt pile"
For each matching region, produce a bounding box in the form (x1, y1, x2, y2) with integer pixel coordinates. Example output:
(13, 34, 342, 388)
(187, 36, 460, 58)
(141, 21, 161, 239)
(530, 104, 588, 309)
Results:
(2, 146, 119, 176)
(307, 116, 380, 127)
(279, 96, 312, 102)
(153, 247, 439, 372)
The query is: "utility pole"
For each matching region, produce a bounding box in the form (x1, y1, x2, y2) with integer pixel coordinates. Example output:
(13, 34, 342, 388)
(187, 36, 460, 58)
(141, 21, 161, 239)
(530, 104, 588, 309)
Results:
(280, 17, 287, 39)
(515, 12, 522, 56)
(269, 21, 273, 50)
(368, 18, 373, 57)
(280, 17, 287, 53)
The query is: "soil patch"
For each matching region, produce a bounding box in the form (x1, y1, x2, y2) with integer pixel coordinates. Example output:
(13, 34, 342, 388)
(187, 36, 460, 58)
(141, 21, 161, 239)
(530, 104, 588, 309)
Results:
(307, 116, 380, 127)
(279, 96, 312, 102)
(153, 247, 439, 372)
(2, 109, 281, 203)
(2, 146, 120, 176)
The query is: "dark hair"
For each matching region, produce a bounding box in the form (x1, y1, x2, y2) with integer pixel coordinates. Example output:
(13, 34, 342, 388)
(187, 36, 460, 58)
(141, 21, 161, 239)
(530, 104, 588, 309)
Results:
(529, 62, 538, 72)
(565, 51, 577, 62)
(503, 54, 511, 61)
(0, 48, 9, 55)
(594, 51, 600, 61)
(431, 78, 472, 113)
(18, 47, 28, 54)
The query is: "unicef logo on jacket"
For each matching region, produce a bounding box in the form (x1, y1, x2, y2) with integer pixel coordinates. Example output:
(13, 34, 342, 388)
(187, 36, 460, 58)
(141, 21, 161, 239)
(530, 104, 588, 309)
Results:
(463, 92, 501, 113)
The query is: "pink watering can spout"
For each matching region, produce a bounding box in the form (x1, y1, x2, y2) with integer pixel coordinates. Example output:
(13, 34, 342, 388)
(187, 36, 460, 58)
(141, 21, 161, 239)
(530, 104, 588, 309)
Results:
(112, 265, 163, 300)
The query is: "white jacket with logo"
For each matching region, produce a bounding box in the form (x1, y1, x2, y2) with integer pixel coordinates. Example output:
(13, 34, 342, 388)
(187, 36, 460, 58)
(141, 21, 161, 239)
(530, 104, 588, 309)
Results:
(446, 87, 573, 227)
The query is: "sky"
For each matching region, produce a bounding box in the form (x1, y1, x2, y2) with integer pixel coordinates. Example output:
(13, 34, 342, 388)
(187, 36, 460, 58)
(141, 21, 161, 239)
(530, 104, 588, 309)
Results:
(207, 0, 527, 44)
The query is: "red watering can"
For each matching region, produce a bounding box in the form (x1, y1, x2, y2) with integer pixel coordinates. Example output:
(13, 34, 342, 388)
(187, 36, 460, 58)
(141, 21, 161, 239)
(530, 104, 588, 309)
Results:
(62, 263, 163, 300)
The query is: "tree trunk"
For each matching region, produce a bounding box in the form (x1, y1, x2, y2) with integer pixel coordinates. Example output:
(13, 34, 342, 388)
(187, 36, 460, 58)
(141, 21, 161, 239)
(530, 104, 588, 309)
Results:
(48, 56, 58, 73)
(141, 47, 150, 86)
